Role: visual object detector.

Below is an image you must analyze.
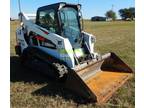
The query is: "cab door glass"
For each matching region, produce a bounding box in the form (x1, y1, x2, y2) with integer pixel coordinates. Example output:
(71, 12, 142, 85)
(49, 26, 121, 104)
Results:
(38, 9, 58, 33)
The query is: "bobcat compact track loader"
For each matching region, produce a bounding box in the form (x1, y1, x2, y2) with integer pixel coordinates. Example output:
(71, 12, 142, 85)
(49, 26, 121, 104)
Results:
(15, 2, 133, 103)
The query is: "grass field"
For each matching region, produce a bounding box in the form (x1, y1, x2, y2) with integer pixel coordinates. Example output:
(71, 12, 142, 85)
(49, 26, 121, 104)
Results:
(10, 20, 135, 108)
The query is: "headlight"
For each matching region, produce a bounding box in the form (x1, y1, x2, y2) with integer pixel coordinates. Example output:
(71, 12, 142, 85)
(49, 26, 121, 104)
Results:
(77, 4, 81, 10)
(59, 3, 66, 10)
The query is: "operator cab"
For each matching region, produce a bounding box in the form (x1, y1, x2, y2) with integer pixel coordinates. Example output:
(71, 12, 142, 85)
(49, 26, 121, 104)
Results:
(36, 2, 83, 48)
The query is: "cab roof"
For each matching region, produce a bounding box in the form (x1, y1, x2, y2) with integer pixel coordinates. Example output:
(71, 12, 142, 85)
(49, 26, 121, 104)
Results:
(37, 2, 81, 11)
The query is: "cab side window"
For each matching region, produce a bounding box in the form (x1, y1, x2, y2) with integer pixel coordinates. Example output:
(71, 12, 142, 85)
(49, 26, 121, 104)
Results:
(37, 9, 58, 33)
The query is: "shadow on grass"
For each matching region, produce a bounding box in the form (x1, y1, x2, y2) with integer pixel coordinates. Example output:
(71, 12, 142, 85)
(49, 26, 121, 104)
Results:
(32, 84, 88, 104)
(10, 56, 51, 84)
(10, 56, 87, 104)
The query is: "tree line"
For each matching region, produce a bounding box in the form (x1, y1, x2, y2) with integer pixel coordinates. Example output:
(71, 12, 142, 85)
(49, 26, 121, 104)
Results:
(105, 7, 135, 21)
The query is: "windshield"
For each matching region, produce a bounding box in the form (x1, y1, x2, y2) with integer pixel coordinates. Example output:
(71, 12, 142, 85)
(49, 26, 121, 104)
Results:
(60, 7, 81, 46)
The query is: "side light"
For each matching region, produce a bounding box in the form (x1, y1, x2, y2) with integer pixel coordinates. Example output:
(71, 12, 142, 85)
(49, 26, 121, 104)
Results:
(91, 36, 96, 43)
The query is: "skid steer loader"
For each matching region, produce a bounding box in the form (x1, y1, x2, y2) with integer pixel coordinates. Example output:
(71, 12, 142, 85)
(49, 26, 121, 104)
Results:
(15, 2, 133, 103)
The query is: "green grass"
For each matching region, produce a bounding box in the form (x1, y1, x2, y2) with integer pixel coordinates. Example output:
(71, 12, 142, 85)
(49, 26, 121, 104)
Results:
(10, 20, 135, 108)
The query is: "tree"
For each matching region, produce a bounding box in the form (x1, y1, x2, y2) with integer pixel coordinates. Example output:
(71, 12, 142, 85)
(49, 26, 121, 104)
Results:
(105, 10, 117, 21)
(119, 7, 135, 20)
(129, 7, 135, 20)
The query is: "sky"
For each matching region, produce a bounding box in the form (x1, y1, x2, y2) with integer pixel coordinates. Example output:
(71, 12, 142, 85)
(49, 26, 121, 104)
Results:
(10, 0, 135, 19)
